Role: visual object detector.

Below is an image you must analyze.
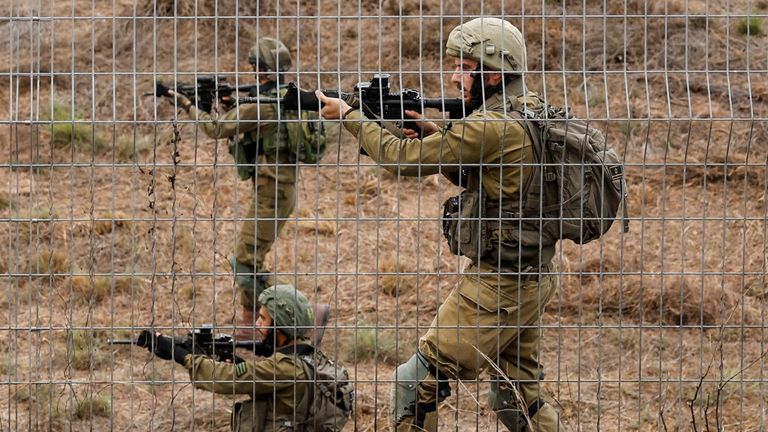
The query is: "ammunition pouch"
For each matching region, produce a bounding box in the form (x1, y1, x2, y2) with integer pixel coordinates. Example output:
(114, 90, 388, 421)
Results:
(228, 133, 260, 181)
(441, 188, 492, 263)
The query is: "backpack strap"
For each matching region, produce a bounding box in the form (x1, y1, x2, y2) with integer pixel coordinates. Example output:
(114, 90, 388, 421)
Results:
(276, 343, 315, 356)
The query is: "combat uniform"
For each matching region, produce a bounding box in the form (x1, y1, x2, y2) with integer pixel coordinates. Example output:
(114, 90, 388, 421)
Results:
(189, 98, 298, 310)
(183, 342, 314, 432)
(343, 78, 563, 430)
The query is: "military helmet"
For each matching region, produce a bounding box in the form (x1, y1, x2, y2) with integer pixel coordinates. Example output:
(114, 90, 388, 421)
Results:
(258, 284, 314, 339)
(248, 37, 292, 73)
(445, 18, 526, 73)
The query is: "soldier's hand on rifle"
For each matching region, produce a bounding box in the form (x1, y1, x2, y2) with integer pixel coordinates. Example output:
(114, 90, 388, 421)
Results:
(315, 90, 354, 120)
(402, 110, 440, 139)
(137, 330, 191, 366)
(166, 90, 193, 113)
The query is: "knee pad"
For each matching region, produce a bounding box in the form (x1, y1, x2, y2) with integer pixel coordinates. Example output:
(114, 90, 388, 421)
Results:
(489, 380, 545, 432)
(390, 352, 451, 425)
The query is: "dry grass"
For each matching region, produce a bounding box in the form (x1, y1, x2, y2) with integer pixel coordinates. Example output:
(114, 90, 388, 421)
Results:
(27, 249, 69, 276)
(72, 394, 111, 420)
(0, 190, 9, 210)
(2, 0, 768, 430)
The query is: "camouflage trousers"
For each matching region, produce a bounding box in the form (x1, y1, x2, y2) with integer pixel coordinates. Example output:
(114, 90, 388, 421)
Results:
(234, 153, 297, 309)
(398, 263, 564, 431)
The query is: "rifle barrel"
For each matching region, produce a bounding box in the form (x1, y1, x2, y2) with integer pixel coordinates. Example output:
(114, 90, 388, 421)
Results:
(107, 339, 136, 345)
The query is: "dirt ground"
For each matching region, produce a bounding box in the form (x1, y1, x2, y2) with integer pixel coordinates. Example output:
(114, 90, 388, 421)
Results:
(2, 0, 768, 430)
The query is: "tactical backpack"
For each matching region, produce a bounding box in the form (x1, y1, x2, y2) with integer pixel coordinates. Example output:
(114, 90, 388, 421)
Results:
(515, 104, 629, 243)
(442, 103, 628, 268)
(297, 350, 354, 432)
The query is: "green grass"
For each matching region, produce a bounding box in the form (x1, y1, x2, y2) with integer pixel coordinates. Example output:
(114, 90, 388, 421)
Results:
(346, 327, 400, 365)
(45, 101, 106, 151)
(737, 17, 763, 36)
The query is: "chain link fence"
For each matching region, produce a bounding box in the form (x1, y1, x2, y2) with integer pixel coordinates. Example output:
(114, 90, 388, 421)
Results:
(2, 0, 767, 430)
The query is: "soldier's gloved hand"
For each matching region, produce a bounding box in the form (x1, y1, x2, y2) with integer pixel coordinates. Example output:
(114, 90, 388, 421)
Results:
(137, 330, 191, 366)
(166, 90, 193, 113)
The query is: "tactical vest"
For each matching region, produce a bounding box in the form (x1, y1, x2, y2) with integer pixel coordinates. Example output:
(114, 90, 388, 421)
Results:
(442, 93, 627, 272)
(229, 85, 326, 180)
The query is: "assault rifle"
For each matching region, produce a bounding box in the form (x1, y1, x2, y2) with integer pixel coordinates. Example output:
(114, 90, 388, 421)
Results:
(145, 75, 260, 113)
(108, 304, 331, 362)
(108, 325, 268, 363)
(237, 73, 467, 138)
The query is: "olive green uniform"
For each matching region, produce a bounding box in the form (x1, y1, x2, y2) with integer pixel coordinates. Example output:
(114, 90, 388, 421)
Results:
(183, 343, 310, 432)
(189, 103, 298, 309)
(343, 80, 563, 430)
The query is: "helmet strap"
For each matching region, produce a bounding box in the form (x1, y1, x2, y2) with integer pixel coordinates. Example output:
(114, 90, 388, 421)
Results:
(468, 66, 504, 110)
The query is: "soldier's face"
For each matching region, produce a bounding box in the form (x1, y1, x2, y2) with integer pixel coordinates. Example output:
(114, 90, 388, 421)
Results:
(255, 306, 273, 340)
(450, 58, 478, 104)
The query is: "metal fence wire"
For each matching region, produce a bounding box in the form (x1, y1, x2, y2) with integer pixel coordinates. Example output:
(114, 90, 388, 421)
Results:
(2, 0, 767, 431)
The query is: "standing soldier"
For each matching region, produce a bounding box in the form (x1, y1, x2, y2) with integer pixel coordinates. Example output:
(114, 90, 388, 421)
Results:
(140, 284, 353, 431)
(317, 18, 565, 431)
(166, 38, 326, 339)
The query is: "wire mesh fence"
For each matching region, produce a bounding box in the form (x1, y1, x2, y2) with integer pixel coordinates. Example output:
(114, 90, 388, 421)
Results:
(2, 0, 767, 430)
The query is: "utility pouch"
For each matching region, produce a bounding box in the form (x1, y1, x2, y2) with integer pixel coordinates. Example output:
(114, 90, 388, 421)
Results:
(228, 134, 260, 181)
(441, 188, 491, 262)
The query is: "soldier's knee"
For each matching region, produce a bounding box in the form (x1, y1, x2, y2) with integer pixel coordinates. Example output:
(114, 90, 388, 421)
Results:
(390, 352, 451, 429)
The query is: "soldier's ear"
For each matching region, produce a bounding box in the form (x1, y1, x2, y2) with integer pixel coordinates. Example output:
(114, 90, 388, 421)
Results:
(485, 71, 503, 86)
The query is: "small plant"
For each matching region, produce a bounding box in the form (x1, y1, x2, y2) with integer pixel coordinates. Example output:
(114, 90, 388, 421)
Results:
(736, 16, 763, 36)
(347, 327, 400, 365)
(70, 330, 109, 370)
(45, 101, 106, 151)
(116, 134, 153, 160)
(72, 393, 111, 420)
(70, 274, 134, 303)
(28, 248, 69, 276)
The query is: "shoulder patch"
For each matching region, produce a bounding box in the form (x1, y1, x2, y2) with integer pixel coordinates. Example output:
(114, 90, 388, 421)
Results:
(235, 362, 248, 378)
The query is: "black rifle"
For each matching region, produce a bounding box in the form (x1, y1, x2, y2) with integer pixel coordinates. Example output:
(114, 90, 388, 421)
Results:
(237, 73, 466, 138)
(107, 304, 331, 362)
(145, 75, 259, 113)
(108, 325, 270, 363)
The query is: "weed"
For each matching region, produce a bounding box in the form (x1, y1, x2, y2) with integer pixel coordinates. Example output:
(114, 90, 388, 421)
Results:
(28, 248, 69, 276)
(71, 274, 135, 303)
(70, 330, 109, 370)
(736, 17, 763, 36)
(116, 134, 153, 160)
(72, 393, 111, 420)
(45, 101, 106, 151)
(347, 327, 400, 365)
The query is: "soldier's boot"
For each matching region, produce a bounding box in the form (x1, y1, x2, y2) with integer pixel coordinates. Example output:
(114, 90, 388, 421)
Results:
(490, 380, 564, 431)
(231, 257, 271, 340)
(306, 303, 331, 346)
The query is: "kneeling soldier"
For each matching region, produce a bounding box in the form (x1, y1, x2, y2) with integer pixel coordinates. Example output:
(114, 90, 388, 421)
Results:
(142, 285, 352, 432)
